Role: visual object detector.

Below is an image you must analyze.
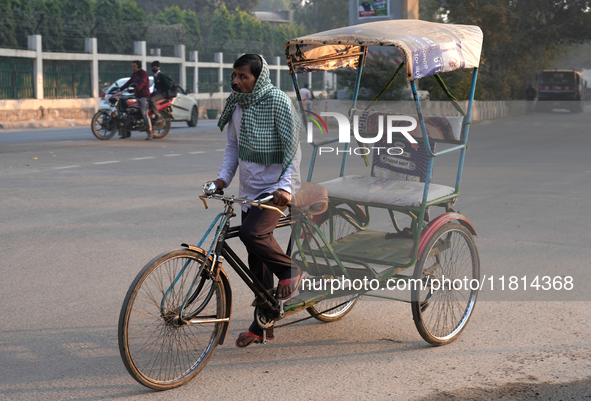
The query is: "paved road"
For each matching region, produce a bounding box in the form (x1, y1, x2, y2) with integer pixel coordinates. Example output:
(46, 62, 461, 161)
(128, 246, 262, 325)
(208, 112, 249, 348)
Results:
(1, 109, 591, 400)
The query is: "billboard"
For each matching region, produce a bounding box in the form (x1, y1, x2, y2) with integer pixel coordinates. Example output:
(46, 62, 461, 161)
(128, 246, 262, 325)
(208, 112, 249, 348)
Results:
(350, 0, 418, 26)
(358, 0, 389, 19)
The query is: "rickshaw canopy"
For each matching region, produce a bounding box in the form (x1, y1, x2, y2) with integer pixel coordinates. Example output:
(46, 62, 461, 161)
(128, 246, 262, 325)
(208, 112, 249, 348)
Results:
(285, 20, 483, 81)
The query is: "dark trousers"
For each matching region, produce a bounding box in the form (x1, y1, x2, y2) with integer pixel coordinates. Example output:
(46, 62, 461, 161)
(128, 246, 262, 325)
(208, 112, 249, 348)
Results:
(137, 97, 152, 132)
(239, 199, 293, 335)
(149, 92, 165, 116)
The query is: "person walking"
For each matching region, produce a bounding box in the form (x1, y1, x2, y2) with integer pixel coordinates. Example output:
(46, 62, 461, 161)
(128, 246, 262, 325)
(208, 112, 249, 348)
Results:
(300, 83, 314, 110)
(526, 84, 537, 114)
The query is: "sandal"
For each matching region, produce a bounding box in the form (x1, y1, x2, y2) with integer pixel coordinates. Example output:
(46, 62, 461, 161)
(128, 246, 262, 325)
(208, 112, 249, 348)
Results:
(276, 271, 306, 300)
(235, 329, 274, 348)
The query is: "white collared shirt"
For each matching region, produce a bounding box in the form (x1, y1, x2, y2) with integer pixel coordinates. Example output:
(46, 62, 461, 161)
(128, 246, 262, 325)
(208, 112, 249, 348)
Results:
(217, 105, 301, 211)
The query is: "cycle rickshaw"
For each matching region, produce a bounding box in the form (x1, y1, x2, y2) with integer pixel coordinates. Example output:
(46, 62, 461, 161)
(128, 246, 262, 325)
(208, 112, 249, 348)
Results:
(118, 19, 484, 390)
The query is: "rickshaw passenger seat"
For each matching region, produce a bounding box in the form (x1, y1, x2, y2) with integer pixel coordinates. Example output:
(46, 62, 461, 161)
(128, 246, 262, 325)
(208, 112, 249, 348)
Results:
(292, 182, 329, 215)
(317, 110, 463, 208)
(320, 175, 454, 208)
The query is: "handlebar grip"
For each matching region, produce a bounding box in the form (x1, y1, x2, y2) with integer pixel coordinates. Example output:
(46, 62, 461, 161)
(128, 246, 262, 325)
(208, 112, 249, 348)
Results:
(258, 195, 274, 203)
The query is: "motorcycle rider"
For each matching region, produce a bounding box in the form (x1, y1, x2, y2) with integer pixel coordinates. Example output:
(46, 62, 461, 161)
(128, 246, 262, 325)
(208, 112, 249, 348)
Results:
(120, 60, 153, 140)
(149, 61, 177, 120)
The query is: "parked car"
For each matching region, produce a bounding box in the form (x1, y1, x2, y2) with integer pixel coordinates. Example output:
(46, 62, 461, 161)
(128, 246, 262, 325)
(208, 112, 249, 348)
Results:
(99, 77, 199, 127)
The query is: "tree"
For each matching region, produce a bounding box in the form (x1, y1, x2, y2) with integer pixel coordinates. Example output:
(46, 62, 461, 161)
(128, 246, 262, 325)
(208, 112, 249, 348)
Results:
(34, 0, 65, 51)
(93, 0, 137, 54)
(60, 0, 94, 51)
(230, 9, 264, 54)
(182, 9, 203, 50)
(0, 0, 17, 48)
(273, 22, 307, 57)
(423, 0, 591, 100)
(256, 0, 290, 11)
(120, 0, 145, 22)
(151, 6, 202, 50)
(207, 4, 235, 53)
(255, 0, 290, 11)
(334, 53, 408, 101)
(4, 0, 37, 49)
(290, 0, 348, 33)
(95, 0, 120, 20)
(260, 21, 276, 58)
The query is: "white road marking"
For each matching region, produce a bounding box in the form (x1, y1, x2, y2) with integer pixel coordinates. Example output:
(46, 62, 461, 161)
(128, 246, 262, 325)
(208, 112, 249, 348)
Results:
(47, 149, 219, 170)
(53, 165, 80, 169)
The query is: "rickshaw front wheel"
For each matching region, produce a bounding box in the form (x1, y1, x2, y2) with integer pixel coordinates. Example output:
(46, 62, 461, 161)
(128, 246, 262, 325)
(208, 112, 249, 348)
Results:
(411, 223, 479, 346)
(118, 249, 227, 390)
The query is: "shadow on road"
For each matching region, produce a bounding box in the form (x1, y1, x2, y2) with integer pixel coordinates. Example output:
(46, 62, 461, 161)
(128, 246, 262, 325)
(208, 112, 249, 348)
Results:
(420, 377, 591, 400)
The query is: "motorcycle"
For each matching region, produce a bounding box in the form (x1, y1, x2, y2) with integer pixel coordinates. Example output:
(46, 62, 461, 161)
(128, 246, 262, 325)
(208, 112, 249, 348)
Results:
(91, 91, 174, 140)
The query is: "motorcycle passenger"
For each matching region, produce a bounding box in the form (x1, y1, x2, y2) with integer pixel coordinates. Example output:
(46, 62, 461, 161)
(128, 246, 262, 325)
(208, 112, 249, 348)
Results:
(149, 61, 177, 120)
(120, 60, 153, 140)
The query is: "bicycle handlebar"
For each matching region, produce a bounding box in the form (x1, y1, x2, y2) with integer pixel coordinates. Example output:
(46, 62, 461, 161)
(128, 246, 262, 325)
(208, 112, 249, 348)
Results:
(198, 193, 287, 217)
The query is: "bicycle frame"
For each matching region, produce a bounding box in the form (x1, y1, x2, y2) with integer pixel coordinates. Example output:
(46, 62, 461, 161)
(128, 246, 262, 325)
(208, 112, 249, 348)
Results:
(165, 196, 294, 322)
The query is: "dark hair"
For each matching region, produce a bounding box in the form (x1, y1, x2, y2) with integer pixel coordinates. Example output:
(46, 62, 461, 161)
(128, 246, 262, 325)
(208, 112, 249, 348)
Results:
(132, 60, 142, 69)
(151, 60, 160, 68)
(233, 54, 262, 80)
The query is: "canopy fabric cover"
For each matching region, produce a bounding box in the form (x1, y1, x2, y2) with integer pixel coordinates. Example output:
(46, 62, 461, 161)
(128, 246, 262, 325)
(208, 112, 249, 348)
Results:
(285, 20, 483, 81)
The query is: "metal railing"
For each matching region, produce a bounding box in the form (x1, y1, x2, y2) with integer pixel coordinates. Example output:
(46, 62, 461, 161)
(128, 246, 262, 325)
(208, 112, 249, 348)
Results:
(0, 57, 34, 99)
(43, 61, 91, 99)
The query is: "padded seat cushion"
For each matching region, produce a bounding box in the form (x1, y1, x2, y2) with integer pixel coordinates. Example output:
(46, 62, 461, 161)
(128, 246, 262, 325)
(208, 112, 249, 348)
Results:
(292, 182, 329, 215)
(319, 175, 455, 208)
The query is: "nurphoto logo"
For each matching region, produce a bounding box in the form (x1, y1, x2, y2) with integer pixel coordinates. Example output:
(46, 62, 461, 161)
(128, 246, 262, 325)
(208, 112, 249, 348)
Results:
(304, 110, 418, 156)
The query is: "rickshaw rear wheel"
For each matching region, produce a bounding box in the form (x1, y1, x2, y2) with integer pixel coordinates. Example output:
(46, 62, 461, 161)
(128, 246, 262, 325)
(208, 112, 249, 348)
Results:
(411, 223, 479, 346)
(305, 208, 361, 322)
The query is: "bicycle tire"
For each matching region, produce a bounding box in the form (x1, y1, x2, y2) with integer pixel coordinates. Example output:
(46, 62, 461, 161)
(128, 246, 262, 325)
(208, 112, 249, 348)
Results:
(411, 222, 479, 346)
(118, 249, 226, 390)
(91, 110, 117, 140)
(305, 208, 360, 322)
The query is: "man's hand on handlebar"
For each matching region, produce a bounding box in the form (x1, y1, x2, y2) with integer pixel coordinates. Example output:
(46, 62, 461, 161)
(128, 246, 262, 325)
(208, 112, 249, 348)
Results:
(272, 189, 291, 207)
(204, 179, 226, 195)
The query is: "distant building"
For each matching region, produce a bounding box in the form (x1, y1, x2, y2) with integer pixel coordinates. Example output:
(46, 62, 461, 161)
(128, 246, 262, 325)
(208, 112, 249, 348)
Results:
(253, 10, 293, 26)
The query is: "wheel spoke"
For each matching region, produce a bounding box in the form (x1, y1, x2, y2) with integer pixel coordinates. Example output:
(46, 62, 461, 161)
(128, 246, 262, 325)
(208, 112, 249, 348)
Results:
(412, 224, 479, 345)
(305, 208, 362, 322)
(119, 251, 225, 389)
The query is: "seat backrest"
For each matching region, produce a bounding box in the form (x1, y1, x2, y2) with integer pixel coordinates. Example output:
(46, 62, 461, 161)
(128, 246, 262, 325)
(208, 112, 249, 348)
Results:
(370, 138, 434, 183)
(351, 109, 464, 143)
(350, 109, 464, 183)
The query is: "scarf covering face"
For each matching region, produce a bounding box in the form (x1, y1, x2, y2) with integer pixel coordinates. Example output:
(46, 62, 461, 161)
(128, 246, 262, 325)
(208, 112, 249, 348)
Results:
(217, 56, 302, 180)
